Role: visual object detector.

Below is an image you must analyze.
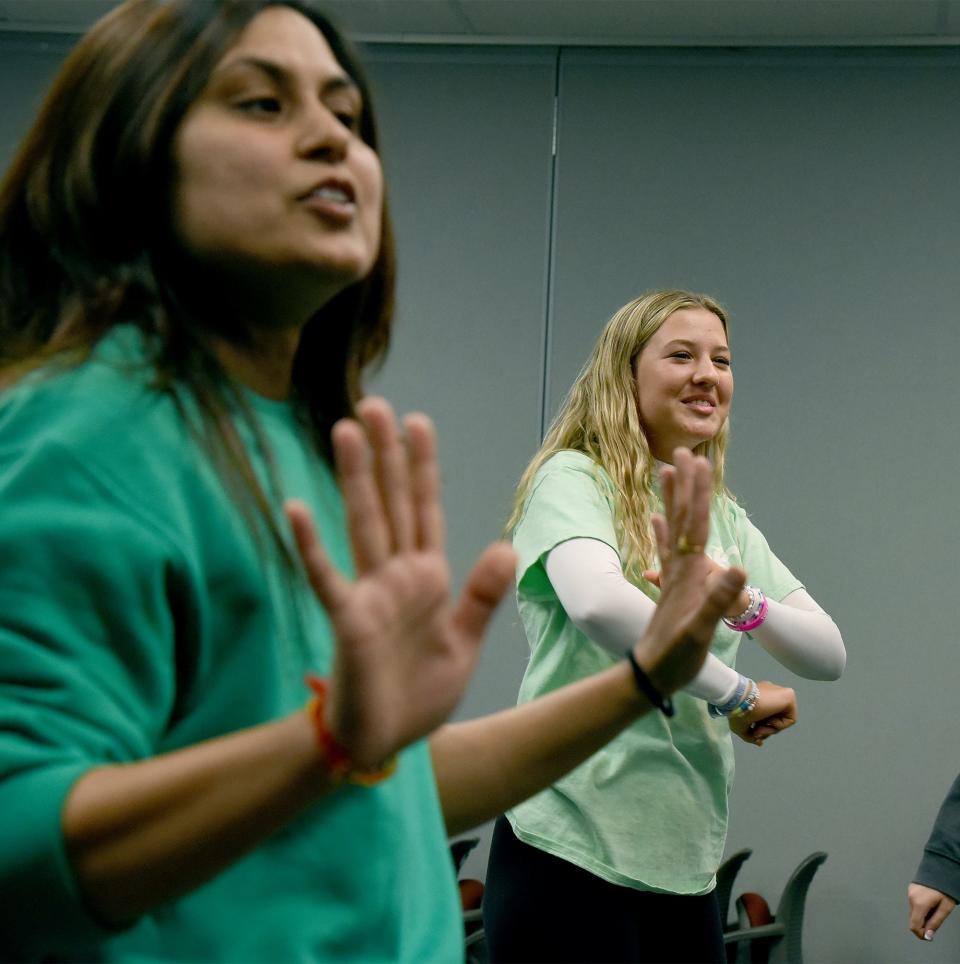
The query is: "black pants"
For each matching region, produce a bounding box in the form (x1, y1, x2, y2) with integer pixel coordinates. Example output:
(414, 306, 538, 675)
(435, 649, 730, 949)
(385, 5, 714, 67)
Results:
(483, 815, 726, 964)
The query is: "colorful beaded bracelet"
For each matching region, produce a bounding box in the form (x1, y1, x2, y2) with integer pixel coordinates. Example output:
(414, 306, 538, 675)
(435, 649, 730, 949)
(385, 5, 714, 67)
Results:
(722, 586, 769, 634)
(305, 674, 397, 787)
(730, 680, 761, 719)
(708, 673, 751, 718)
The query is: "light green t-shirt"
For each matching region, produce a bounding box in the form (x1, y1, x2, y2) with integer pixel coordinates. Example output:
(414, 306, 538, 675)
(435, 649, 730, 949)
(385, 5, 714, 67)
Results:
(507, 450, 802, 895)
(0, 327, 462, 962)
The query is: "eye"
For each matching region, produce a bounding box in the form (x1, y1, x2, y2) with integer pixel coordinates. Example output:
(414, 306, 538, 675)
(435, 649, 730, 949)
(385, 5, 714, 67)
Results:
(236, 96, 283, 116)
(326, 97, 361, 131)
(714, 356, 732, 367)
(669, 351, 692, 360)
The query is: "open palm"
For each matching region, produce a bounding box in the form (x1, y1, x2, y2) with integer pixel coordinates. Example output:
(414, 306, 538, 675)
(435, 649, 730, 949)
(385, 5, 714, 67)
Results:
(285, 397, 515, 768)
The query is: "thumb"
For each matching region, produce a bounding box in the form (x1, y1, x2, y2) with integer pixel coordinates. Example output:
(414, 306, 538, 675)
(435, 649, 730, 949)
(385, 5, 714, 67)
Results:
(450, 542, 516, 642)
(687, 566, 746, 639)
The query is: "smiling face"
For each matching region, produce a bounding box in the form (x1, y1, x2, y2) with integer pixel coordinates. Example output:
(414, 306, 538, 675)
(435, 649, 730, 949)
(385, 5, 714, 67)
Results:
(172, 5, 384, 314)
(632, 307, 733, 462)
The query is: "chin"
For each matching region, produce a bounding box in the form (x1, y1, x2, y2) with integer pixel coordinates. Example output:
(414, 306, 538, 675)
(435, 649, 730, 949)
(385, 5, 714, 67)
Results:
(297, 253, 372, 290)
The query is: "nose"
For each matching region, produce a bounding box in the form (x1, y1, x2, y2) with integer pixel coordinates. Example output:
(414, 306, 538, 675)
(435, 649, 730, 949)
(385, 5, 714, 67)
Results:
(692, 357, 719, 385)
(296, 101, 350, 161)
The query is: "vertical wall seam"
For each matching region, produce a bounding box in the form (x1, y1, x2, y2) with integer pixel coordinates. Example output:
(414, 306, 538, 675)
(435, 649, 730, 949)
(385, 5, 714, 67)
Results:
(539, 46, 562, 441)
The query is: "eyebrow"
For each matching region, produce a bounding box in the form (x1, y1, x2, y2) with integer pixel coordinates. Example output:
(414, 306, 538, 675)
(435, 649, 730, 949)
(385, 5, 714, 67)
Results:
(664, 339, 731, 353)
(213, 56, 360, 98)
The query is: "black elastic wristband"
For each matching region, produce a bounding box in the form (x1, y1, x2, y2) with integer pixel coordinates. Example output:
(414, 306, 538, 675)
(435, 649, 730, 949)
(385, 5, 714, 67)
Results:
(626, 650, 674, 717)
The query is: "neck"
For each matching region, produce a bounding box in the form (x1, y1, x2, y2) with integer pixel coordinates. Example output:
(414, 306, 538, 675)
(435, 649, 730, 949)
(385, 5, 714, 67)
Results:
(211, 326, 302, 400)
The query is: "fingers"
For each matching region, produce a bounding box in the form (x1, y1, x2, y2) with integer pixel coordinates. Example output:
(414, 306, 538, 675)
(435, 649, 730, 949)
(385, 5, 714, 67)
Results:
(660, 463, 675, 524)
(908, 885, 957, 940)
(683, 448, 712, 550)
(404, 412, 445, 551)
(908, 889, 935, 938)
(650, 514, 670, 574)
(686, 566, 746, 641)
(925, 899, 955, 938)
(642, 567, 662, 588)
(332, 415, 392, 573)
(669, 450, 693, 543)
(661, 449, 711, 555)
(450, 542, 516, 644)
(748, 714, 793, 746)
(285, 499, 350, 610)
(357, 398, 415, 553)
(332, 398, 446, 573)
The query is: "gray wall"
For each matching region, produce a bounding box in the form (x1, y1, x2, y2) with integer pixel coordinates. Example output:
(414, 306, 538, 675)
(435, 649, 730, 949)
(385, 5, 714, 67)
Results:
(4, 30, 960, 964)
(549, 46, 960, 964)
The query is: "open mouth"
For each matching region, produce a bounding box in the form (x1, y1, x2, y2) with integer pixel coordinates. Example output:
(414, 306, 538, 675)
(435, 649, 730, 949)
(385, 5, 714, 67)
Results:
(299, 179, 357, 223)
(304, 183, 354, 205)
(681, 397, 716, 412)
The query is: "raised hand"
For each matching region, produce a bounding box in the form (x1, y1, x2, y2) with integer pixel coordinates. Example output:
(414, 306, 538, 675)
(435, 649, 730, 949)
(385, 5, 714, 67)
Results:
(285, 397, 516, 767)
(634, 448, 747, 696)
(642, 464, 750, 618)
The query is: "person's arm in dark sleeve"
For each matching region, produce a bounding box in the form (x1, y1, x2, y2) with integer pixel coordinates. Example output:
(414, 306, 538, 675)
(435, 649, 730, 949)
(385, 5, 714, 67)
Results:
(909, 774, 960, 940)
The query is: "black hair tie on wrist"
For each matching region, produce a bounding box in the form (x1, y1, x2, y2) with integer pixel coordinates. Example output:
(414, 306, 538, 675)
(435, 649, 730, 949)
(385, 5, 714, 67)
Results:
(626, 650, 675, 717)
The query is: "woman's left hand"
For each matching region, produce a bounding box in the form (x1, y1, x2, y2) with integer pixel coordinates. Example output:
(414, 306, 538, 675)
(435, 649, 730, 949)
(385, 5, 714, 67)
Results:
(727, 681, 797, 747)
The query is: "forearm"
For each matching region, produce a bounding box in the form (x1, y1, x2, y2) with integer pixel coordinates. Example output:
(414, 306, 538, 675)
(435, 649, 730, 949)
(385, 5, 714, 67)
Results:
(63, 710, 332, 925)
(431, 660, 647, 835)
(750, 589, 845, 680)
(915, 775, 960, 900)
(546, 538, 740, 704)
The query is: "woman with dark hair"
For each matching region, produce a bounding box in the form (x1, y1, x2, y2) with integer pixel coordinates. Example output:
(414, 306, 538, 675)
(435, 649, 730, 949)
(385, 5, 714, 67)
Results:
(0, 2, 748, 960)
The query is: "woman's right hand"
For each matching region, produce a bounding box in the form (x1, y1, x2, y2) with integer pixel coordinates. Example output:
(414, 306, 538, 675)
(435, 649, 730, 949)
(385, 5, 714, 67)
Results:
(728, 681, 797, 746)
(646, 555, 751, 619)
(636, 449, 747, 697)
(286, 397, 516, 768)
(908, 883, 957, 941)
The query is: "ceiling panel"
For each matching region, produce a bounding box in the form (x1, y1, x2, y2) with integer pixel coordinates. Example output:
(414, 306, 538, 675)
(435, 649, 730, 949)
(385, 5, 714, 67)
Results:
(0, 0, 956, 44)
(0, 0, 115, 30)
(321, 0, 473, 35)
(460, 0, 944, 41)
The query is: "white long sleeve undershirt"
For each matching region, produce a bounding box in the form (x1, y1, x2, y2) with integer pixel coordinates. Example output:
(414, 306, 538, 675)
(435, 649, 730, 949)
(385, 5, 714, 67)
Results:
(544, 537, 845, 705)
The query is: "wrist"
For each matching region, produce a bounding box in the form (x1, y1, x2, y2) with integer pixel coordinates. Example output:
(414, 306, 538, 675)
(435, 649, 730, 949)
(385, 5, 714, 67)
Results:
(725, 589, 751, 619)
(304, 675, 397, 787)
(626, 650, 674, 717)
(722, 586, 768, 633)
(709, 674, 759, 718)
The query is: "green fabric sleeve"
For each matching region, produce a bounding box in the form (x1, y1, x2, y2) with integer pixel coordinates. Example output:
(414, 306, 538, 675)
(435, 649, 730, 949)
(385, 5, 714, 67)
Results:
(0, 438, 194, 955)
(728, 501, 804, 604)
(513, 452, 620, 601)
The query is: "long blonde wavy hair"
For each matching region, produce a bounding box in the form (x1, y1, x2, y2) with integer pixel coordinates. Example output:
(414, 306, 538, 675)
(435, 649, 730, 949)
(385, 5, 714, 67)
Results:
(507, 289, 733, 578)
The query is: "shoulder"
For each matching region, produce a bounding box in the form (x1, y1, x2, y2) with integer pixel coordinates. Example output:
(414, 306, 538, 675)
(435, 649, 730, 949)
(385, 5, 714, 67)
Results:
(718, 493, 748, 527)
(532, 449, 609, 490)
(537, 448, 594, 474)
(521, 450, 617, 519)
(0, 328, 181, 454)
(0, 331, 210, 538)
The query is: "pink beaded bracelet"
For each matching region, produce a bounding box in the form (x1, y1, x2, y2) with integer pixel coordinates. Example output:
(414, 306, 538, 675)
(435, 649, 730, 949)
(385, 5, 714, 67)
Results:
(729, 596, 769, 633)
(723, 585, 769, 633)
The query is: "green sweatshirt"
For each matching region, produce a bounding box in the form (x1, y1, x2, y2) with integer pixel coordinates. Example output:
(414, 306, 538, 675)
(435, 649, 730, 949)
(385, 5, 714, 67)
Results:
(0, 327, 462, 962)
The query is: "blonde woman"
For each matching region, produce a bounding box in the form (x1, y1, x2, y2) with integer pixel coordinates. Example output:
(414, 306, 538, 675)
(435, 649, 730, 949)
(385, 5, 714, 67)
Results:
(483, 290, 845, 964)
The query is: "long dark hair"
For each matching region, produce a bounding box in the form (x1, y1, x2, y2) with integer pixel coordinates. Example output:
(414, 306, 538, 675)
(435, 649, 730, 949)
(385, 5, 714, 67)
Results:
(0, 0, 396, 557)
